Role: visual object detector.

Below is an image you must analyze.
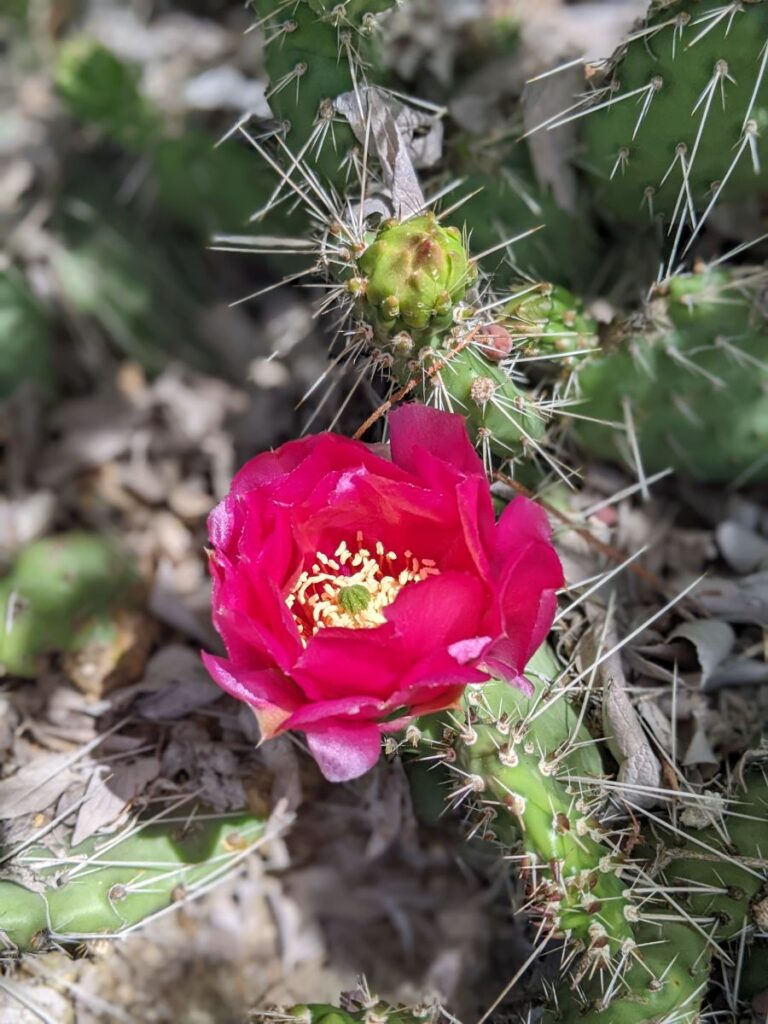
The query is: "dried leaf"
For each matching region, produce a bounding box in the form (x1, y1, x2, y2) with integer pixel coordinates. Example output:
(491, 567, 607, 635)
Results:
(707, 656, 768, 689)
(681, 572, 768, 625)
(335, 87, 441, 218)
(134, 645, 222, 719)
(717, 521, 768, 574)
(669, 620, 735, 688)
(683, 708, 719, 766)
(581, 612, 661, 807)
(71, 756, 160, 846)
(0, 753, 77, 820)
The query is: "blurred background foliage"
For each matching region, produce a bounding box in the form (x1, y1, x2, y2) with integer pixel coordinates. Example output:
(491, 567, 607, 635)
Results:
(1, 0, 285, 403)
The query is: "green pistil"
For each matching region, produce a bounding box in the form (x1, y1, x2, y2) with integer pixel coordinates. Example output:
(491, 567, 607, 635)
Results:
(337, 584, 372, 615)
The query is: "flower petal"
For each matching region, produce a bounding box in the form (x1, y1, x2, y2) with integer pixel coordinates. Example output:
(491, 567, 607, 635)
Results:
(283, 694, 384, 730)
(390, 404, 485, 481)
(494, 496, 557, 568)
(292, 624, 405, 701)
(200, 653, 300, 737)
(385, 571, 486, 653)
(305, 719, 383, 781)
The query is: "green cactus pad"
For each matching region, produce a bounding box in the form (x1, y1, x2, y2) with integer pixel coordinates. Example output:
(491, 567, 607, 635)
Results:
(357, 214, 476, 337)
(546, 921, 710, 1023)
(458, 172, 600, 293)
(254, 1001, 443, 1024)
(432, 645, 635, 958)
(0, 808, 267, 953)
(395, 341, 548, 460)
(572, 266, 768, 482)
(582, 0, 768, 224)
(660, 775, 768, 940)
(0, 533, 142, 678)
(255, 0, 395, 190)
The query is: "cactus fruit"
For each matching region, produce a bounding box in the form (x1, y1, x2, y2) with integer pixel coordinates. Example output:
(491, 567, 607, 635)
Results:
(0, 533, 142, 679)
(0, 807, 268, 954)
(570, 265, 768, 482)
(0, 271, 56, 400)
(335, 212, 555, 462)
(579, 0, 768, 227)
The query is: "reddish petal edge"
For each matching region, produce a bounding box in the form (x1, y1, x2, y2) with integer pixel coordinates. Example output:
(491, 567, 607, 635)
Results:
(305, 720, 383, 781)
(200, 652, 298, 738)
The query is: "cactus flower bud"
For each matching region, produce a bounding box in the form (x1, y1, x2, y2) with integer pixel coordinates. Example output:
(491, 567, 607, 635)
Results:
(357, 213, 477, 339)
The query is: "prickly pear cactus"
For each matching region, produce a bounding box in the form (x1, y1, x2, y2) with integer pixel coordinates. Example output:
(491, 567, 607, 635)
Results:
(0, 806, 268, 954)
(457, 171, 601, 294)
(571, 266, 768, 482)
(500, 283, 598, 361)
(416, 645, 637, 961)
(580, 0, 768, 226)
(546, 772, 768, 1023)
(411, 645, 768, 1023)
(340, 212, 554, 462)
(0, 533, 142, 678)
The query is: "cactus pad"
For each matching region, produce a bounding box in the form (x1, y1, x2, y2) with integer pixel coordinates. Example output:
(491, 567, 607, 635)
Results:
(582, 0, 768, 225)
(54, 38, 159, 148)
(0, 533, 142, 679)
(0, 807, 268, 953)
(501, 283, 599, 361)
(572, 266, 768, 482)
(0, 271, 56, 400)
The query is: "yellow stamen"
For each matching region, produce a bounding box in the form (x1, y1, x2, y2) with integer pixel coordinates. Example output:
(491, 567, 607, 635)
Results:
(286, 538, 440, 644)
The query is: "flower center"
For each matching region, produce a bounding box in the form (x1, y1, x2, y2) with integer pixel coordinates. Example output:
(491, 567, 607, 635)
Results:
(285, 532, 439, 643)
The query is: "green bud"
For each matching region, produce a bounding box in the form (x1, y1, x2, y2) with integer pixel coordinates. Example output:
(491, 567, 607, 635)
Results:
(357, 213, 476, 341)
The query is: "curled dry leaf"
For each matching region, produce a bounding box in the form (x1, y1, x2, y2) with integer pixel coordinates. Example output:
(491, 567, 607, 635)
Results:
(669, 620, 735, 689)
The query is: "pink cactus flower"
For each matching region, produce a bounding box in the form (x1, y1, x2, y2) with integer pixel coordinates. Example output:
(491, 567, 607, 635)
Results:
(203, 405, 563, 782)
